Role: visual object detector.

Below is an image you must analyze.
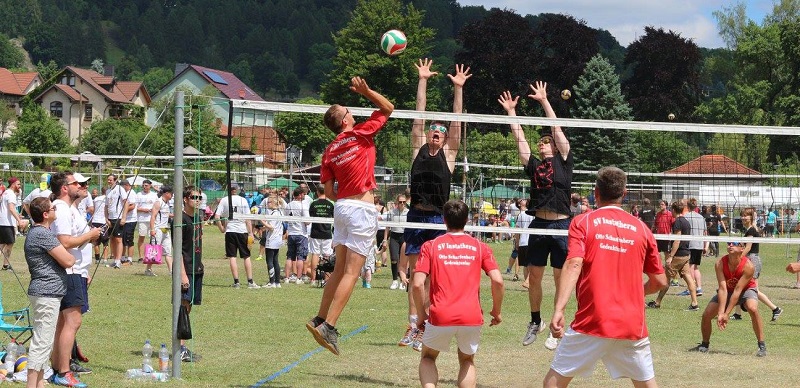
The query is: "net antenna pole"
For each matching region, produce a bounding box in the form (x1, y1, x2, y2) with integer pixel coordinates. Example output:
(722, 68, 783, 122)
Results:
(461, 118, 468, 203)
(171, 91, 185, 379)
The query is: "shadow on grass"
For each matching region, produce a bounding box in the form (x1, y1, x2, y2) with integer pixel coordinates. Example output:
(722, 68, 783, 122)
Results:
(305, 372, 407, 386)
(686, 346, 736, 356)
(440, 378, 497, 388)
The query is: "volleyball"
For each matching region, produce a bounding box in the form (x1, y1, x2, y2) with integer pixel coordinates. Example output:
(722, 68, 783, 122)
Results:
(381, 30, 407, 55)
(668, 113, 676, 121)
(14, 355, 27, 373)
(561, 89, 571, 100)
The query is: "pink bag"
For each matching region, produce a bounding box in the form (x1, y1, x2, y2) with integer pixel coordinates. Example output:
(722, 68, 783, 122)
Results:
(144, 237, 163, 264)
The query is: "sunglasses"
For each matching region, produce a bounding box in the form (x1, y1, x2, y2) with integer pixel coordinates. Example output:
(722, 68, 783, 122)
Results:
(429, 124, 447, 133)
(727, 242, 744, 247)
(538, 137, 552, 145)
(49, 206, 57, 212)
(189, 195, 202, 200)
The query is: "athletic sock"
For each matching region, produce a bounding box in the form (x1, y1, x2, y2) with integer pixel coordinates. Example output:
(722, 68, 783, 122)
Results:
(758, 340, 766, 348)
(701, 341, 709, 348)
(233, 278, 240, 284)
(324, 322, 335, 330)
(247, 278, 254, 284)
(409, 314, 418, 326)
(531, 311, 541, 325)
(94, 254, 100, 261)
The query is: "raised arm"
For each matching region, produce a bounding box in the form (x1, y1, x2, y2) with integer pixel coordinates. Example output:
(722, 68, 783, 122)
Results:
(411, 58, 437, 160)
(498, 91, 531, 166)
(444, 64, 472, 172)
(350, 76, 394, 117)
(528, 81, 569, 159)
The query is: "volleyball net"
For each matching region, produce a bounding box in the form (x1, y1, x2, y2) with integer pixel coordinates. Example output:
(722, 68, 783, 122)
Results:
(222, 99, 800, 250)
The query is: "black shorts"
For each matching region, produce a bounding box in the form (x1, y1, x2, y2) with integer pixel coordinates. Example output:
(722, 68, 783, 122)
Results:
(225, 232, 251, 258)
(689, 249, 703, 265)
(60, 274, 86, 311)
(517, 245, 529, 266)
(80, 276, 90, 314)
(122, 222, 136, 246)
(527, 218, 570, 269)
(0, 226, 15, 244)
(182, 273, 203, 305)
(92, 223, 110, 245)
(657, 240, 670, 253)
(108, 219, 123, 238)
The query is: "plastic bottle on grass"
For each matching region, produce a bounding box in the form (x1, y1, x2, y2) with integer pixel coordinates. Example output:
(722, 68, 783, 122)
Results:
(4, 339, 17, 374)
(125, 368, 168, 382)
(142, 340, 154, 373)
(158, 343, 169, 372)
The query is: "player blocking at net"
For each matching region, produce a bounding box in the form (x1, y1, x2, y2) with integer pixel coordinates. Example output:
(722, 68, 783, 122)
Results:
(307, 76, 394, 355)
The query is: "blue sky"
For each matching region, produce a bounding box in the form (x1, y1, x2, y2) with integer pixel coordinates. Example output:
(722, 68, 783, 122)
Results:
(456, 1, 773, 48)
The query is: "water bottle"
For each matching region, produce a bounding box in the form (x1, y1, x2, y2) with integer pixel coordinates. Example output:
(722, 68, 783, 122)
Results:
(158, 343, 169, 372)
(142, 340, 154, 373)
(4, 339, 17, 374)
(125, 368, 169, 382)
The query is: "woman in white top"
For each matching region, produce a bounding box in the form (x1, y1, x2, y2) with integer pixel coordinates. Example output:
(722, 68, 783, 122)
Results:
(260, 195, 285, 288)
(385, 195, 409, 290)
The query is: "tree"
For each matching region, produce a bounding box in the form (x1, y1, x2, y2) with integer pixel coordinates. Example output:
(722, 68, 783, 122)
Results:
(622, 27, 702, 122)
(0, 33, 24, 68)
(635, 131, 699, 173)
(145, 86, 228, 156)
(320, 0, 436, 110)
(130, 67, 173, 96)
(90, 59, 104, 74)
(571, 54, 637, 171)
(530, 14, 600, 95)
(463, 129, 520, 180)
(80, 118, 148, 156)
(274, 97, 334, 164)
(706, 132, 770, 171)
(35, 60, 60, 82)
(4, 103, 71, 167)
(0, 104, 15, 143)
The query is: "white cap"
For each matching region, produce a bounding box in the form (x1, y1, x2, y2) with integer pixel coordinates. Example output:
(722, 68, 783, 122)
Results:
(73, 172, 91, 183)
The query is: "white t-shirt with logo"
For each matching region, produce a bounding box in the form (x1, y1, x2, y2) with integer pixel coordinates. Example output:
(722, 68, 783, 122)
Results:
(50, 199, 90, 274)
(106, 185, 126, 220)
(215, 194, 250, 234)
(284, 199, 309, 236)
(137, 190, 159, 223)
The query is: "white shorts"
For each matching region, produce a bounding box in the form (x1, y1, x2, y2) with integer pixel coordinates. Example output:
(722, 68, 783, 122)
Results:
(154, 227, 172, 256)
(332, 200, 378, 257)
(137, 221, 152, 236)
(551, 328, 655, 382)
(28, 295, 62, 371)
(309, 238, 333, 256)
(421, 322, 481, 355)
(362, 253, 376, 274)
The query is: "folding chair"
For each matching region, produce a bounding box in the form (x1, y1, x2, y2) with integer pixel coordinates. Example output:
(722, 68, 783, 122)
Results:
(0, 281, 33, 348)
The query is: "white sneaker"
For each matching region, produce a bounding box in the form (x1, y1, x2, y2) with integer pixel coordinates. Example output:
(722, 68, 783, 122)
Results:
(390, 280, 399, 290)
(522, 321, 545, 346)
(399, 283, 407, 291)
(296, 278, 304, 285)
(544, 332, 559, 350)
(144, 269, 156, 277)
(264, 283, 275, 288)
(275, 283, 281, 288)
(248, 282, 261, 289)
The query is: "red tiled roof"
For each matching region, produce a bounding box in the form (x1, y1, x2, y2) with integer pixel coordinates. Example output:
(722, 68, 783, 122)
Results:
(181, 65, 264, 101)
(0, 68, 40, 96)
(116, 81, 150, 103)
(92, 75, 114, 85)
(664, 154, 762, 175)
(53, 84, 88, 102)
(67, 66, 143, 104)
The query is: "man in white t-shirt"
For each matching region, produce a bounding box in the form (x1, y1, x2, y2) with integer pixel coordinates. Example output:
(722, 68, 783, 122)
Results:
(284, 187, 310, 284)
(135, 180, 159, 263)
(515, 200, 534, 288)
(121, 180, 138, 265)
(105, 174, 128, 269)
(215, 184, 258, 288)
(22, 173, 52, 218)
(0, 177, 29, 270)
(91, 187, 109, 263)
(146, 186, 174, 276)
(48, 171, 100, 386)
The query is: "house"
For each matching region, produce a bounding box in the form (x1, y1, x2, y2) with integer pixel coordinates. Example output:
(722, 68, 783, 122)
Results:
(660, 154, 798, 208)
(34, 66, 150, 143)
(0, 68, 43, 137)
(148, 64, 285, 167)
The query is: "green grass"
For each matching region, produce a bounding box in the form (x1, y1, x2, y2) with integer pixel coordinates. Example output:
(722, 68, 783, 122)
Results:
(3, 229, 800, 387)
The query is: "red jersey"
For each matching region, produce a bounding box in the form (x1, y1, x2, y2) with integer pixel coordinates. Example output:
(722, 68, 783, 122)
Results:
(416, 233, 499, 326)
(320, 110, 387, 199)
(653, 210, 674, 235)
(567, 206, 664, 340)
(720, 255, 757, 292)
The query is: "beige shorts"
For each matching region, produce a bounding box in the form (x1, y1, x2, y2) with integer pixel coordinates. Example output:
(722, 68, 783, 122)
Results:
(332, 200, 378, 257)
(28, 295, 62, 371)
(137, 221, 152, 236)
(154, 227, 172, 256)
(665, 255, 690, 281)
(422, 322, 481, 355)
(551, 328, 654, 381)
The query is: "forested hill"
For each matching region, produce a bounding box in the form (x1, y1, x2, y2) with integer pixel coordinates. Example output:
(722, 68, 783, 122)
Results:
(0, 0, 626, 98)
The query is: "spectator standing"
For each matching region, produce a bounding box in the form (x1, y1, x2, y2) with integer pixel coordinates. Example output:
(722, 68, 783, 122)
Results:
(146, 186, 174, 276)
(0, 177, 29, 270)
(260, 195, 284, 288)
(215, 184, 258, 289)
(284, 187, 310, 284)
(179, 186, 204, 362)
(135, 180, 158, 263)
(386, 194, 408, 290)
(308, 185, 334, 286)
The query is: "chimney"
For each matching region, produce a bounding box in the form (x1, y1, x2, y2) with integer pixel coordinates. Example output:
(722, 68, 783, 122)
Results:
(103, 65, 115, 77)
(175, 63, 189, 76)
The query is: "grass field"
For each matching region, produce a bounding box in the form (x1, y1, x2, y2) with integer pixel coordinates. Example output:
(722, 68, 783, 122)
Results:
(2, 228, 800, 387)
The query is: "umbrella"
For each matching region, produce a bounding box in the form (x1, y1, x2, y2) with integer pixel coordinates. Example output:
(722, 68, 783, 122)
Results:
(70, 151, 102, 163)
(481, 202, 499, 215)
(260, 177, 299, 191)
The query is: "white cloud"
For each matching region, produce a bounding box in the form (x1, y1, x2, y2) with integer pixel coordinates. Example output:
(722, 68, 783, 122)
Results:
(455, 0, 755, 47)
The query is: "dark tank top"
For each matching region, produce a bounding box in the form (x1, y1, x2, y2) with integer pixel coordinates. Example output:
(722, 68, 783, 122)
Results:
(409, 144, 451, 213)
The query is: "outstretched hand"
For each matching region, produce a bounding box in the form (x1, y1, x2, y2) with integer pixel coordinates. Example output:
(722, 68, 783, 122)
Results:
(497, 91, 519, 112)
(447, 64, 472, 87)
(528, 81, 548, 102)
(415, 58, 438, 79)
(349, 76, 371, 95)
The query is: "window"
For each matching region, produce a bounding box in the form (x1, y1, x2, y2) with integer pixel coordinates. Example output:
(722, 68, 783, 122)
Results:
(60, 75, 75, 86)
(84, 104, 92, 121)
(50, 101, 63, 117)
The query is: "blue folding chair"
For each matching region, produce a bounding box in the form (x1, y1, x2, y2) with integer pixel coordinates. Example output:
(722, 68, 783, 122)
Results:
(0, 281, 33, 349)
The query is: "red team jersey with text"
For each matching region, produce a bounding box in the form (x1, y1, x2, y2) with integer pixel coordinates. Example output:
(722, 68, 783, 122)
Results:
(416, 233, 499, 326)
(320, 110, 387, 199)
(567, 206, 664, 340)
(720, 255, 757, 292)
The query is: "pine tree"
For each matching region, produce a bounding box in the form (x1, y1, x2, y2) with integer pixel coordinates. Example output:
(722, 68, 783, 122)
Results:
(571, 54, 637, 172)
